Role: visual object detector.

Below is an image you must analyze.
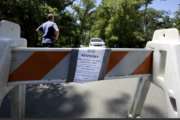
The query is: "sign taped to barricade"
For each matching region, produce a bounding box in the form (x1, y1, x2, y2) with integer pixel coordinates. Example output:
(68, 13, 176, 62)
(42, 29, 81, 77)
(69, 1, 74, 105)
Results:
(74, 48, 105, 82)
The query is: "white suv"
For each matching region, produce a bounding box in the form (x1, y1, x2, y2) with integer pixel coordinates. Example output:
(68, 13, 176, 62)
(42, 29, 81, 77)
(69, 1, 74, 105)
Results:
(89, 38, 106, 48)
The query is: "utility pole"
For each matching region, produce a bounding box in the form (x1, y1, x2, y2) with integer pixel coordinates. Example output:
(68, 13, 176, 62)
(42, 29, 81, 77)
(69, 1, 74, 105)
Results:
(143, 0, 148, 33)
(143, 0, 151, 41)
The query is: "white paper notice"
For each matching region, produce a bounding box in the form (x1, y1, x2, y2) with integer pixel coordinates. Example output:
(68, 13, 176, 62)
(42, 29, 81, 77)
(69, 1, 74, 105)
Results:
(74, 48, 105, 82)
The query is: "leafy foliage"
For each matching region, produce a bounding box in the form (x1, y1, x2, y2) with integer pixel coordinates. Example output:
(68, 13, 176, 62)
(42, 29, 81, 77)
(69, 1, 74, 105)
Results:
(0, 0, 75, 47)
(174, 5, 180, 30)
(90, 0, 176, 48)
(71, 0, 96, 45)
(0, 0, 179, 48)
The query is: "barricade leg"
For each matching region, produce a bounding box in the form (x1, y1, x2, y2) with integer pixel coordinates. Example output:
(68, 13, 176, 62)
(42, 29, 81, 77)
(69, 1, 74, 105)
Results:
(0, 86, 14, 108)
(128, 76, 151, 118)
(146, 28, 180, 117)
(10, 85, 26, 120)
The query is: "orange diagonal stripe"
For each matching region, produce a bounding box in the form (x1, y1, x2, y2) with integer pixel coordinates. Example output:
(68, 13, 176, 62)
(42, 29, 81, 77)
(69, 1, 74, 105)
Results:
(106, 51, 128, 74)
(9, 51, 69, 81)
(133, 52, 153, 75)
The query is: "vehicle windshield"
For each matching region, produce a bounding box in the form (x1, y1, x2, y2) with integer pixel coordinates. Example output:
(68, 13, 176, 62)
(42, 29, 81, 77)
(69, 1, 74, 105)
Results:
(90, 38, 103, 42)
(94, 44, 104, 46)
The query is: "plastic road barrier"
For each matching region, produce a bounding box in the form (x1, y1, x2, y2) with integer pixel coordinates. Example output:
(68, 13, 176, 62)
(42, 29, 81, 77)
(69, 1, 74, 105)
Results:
(0, 20, 180, 119)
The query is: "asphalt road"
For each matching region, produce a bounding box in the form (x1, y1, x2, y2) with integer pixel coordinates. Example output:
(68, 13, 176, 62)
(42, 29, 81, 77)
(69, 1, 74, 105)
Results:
(0, 77, 168, 119)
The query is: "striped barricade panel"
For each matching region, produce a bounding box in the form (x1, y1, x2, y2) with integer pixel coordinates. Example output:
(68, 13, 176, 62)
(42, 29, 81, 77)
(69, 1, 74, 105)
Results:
(8, 48, 153, 83)
(105, 48, 153, 78)
(9, 48, 72, 83)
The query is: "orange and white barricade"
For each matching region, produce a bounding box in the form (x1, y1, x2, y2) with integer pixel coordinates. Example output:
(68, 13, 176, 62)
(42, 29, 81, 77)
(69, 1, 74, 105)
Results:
(0, 20, 180, 119)
(8, 48, 152, 119)
(8, 48, 152, 83)
(0, 20, 153, 119)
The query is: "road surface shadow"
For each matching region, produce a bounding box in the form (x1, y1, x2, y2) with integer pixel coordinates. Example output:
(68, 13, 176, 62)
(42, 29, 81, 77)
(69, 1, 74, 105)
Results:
(0, 83, 89, 119)
(0, 83, 167, 118)
(105, 93, 167, 118)
(0, 94, 11, 118)
(26, 83, 89, 119)
(105, 93, 130, 117)
(143, 106, 167, 118)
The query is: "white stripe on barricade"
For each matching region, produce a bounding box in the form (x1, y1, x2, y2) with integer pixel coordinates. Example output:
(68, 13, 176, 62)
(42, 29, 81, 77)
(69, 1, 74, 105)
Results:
(10, 50, 33, 73)
(42, 53, 71, 81)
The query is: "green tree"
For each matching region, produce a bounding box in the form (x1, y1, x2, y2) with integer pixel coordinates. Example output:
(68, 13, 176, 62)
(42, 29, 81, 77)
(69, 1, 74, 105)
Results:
(72, 0, 96, 46)
(91, 0, 148, 48)
(0, 0, 177, 48)
(0, 0, 75, 47)
(174, 5, 180, 30)
(55, 10, 81, 47)
(91, 0, 175, 48)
